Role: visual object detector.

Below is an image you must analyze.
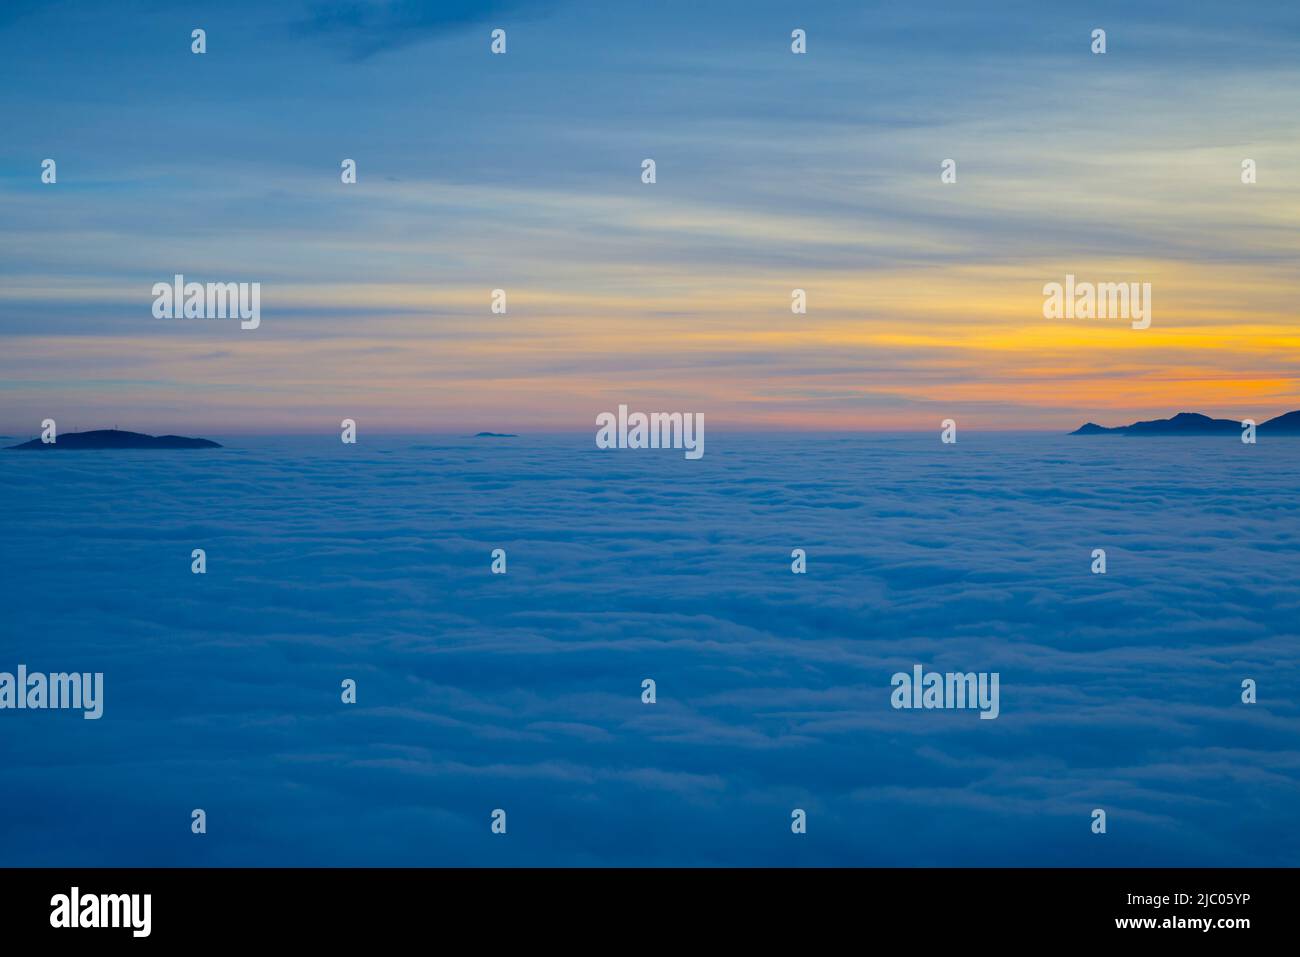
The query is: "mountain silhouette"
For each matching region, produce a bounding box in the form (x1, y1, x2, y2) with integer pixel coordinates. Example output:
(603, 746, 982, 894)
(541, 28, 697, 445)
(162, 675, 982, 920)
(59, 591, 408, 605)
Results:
(6, 429, 221, 450)
(1071, 410, 1300, 435)
(1260, 410, 1300, 432)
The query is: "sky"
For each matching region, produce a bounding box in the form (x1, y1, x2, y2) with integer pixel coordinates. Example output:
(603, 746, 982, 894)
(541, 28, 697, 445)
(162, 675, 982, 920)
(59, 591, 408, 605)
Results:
(1, 0, 1299, 434)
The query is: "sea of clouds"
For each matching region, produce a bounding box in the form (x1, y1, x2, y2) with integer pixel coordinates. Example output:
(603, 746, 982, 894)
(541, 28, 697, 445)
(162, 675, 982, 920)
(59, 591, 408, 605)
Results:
(1, 432, 1296, 865)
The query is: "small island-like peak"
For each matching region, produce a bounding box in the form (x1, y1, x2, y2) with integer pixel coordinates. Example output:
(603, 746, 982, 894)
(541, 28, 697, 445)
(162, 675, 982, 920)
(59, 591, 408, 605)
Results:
(6, 428, 221, 450)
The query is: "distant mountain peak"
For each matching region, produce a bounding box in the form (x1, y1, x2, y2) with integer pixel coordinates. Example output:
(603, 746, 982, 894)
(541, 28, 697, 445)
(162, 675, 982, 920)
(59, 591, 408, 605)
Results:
(1069, 422, 1116, 435)
(1071, 410, 1300, 436)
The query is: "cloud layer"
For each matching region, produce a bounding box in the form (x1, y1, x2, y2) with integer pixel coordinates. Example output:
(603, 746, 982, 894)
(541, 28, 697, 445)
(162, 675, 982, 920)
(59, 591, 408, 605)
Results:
(1, 433, 1296, 865)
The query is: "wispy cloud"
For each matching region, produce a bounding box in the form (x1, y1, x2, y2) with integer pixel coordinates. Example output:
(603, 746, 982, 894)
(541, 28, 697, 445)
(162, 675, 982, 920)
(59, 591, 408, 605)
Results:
(297, 0, 563, 58)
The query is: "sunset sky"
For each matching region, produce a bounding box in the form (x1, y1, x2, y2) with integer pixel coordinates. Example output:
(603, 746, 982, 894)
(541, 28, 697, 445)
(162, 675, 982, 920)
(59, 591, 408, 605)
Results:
(2, 0, 1298, 434)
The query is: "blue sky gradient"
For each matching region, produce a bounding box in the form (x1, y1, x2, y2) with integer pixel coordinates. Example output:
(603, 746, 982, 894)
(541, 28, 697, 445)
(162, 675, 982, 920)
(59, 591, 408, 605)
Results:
(2, 1, 1298, 432)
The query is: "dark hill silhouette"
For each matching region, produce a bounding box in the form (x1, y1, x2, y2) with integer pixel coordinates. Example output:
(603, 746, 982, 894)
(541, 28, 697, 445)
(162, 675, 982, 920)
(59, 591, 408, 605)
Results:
(1071, 422, 1118, 435)
(6, 429, 221, 450)
(1261, 410, 1300, 432)
(473, 432, 517, 438)
(1124, 412, 1240, 435)
(1071, 410, 1300, 435)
